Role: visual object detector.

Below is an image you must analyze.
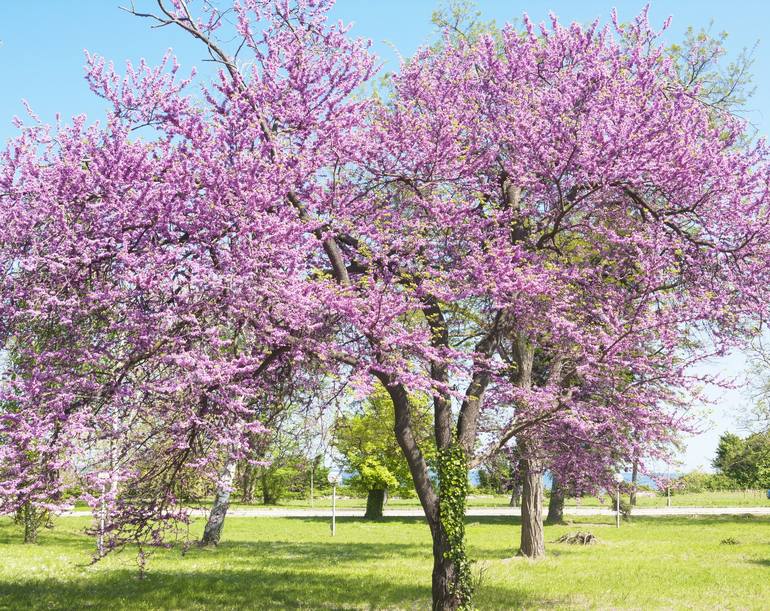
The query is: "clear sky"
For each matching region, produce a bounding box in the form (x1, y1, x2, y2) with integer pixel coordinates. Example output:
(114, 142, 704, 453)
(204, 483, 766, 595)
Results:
(2, 1, 768, 471)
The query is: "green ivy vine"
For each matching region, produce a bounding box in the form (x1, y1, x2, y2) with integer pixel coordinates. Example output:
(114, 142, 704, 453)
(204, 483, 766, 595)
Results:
(437, 443, 473, 609)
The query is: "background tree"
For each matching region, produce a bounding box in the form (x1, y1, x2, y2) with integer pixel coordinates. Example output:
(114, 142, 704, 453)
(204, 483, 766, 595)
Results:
(334, 385, 434, 518)
(713, 431, 770, 488)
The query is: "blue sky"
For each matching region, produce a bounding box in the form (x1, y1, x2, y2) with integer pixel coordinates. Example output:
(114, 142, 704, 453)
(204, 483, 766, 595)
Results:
(2, 1, 768, 471)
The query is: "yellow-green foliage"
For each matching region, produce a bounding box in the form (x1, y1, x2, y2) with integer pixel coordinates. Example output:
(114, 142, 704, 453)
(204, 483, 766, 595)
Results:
(334, 384, 434, 496)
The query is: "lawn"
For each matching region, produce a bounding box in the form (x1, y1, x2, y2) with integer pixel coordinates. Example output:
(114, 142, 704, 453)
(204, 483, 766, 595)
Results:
(223, 489, 770, 511)
(1, 513, 770, 609)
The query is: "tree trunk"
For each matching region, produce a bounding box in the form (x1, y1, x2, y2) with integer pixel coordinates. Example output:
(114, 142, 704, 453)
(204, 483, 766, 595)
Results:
(241, 462, 255, 504)
(509, 483, 521, 507)
(518, 456, 545, 558)
(364, 488, 385, 519)
(22, 502, 38, 544)
(546, 475, 565, 524)
(201, 459, 236, 546)
(376, 377, 469, 610)
(630, 460, 639, 506)
(260, 467, 277, 505)
(430, 521, 462, 611)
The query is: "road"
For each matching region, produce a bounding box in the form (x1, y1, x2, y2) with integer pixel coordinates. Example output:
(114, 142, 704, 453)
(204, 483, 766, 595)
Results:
(58, 506, 770, 518)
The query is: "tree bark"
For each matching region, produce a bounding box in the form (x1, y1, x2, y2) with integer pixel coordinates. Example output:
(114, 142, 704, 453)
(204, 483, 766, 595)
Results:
(261, 468, 276, 505)
(240, 462, 256, 504)
(509, 483, 521, 507)
(375, 375, 465, 610)
(364, 488, 385, 519)
(21, 502, 38, 544)
(430, 521, 461, 611)
(518, 455, 545, 558)
(201, 459, 237, 546)
(371, 298, 503, 610)
(546, 475, 565, 524)
(630, 460, 639, 506)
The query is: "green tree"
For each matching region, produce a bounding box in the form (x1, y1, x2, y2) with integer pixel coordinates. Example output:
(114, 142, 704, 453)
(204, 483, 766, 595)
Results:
(334, 385, 434, 518)
(713, 432, 770, 488)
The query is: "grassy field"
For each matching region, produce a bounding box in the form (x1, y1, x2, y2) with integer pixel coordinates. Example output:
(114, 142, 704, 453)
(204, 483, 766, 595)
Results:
(225, 489, 770, 510)
(2, 513, 770, 609)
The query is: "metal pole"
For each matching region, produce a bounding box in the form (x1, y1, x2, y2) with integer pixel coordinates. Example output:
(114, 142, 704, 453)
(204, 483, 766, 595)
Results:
(616, 485, 620, 528)
(331, 484, 336, 536)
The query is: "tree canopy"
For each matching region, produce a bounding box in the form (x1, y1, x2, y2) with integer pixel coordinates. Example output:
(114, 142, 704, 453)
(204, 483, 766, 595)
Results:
(1, 2, 770, 609)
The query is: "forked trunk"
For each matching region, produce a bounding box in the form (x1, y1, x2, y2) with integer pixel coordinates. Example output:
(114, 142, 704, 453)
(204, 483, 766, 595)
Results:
(364, 488, 385, 519)
(518, 456, 545, 558)
(546, 476, 565, 524)
(375, 346, 485, 610)
(201, 459, 237, 546)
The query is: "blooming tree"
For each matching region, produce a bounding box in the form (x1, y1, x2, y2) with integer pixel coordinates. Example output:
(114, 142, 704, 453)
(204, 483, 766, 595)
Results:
(347, 7, 770, 606)
(1, 2, 770, 610)
(0, 0, 375, 550)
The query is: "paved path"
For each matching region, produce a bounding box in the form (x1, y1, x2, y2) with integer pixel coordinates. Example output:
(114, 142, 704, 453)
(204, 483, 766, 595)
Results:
(59, 506, 770, 518)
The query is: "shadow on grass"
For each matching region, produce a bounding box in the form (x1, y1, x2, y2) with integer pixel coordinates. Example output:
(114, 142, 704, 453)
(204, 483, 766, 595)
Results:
(0, 538, 559, 610)
(0, 570, 563, 611)
(0, 566, 427, 610)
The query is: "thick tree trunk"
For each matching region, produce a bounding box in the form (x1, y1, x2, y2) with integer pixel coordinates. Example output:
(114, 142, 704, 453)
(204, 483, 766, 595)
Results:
(630, 460, 639, 506)
(375, 376, 469, 610)
(364, 488, 385, 519)
(518, 456, 545, 558)
(430, 521, 462, 611)
(546, 476, 565, 524)
(201, 459, 236, 546)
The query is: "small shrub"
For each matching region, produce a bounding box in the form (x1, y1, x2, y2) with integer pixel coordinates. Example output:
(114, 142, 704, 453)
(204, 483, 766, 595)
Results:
(720, 537, 739, 545)
(556, 531, 598, 545)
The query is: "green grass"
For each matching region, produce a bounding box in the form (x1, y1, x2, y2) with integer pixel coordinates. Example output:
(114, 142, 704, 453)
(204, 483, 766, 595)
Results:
(220, 489, 770, 510)
(68, 489, 770, 512)
(2, 513, 770, 609)
(560, 489, 770, 509)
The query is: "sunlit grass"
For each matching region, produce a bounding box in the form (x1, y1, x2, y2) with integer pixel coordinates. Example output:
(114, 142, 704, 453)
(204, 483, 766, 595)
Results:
(2, 512, 770, 609)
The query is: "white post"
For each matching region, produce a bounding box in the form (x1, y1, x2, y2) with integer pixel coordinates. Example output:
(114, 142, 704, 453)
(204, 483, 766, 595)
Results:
(331, 483, 336, 536)
(613, 473, 624, 529)
(328, 470, 341, 536)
